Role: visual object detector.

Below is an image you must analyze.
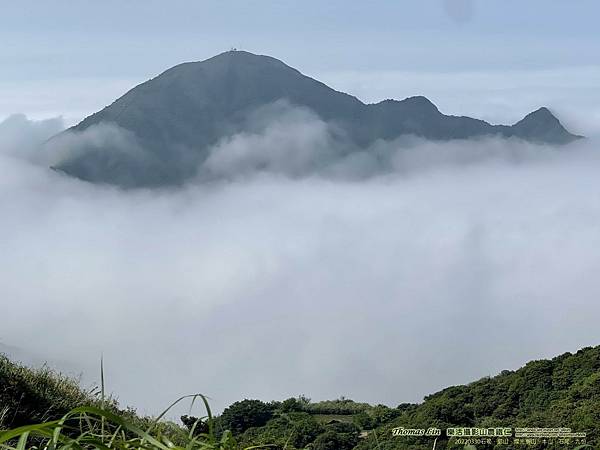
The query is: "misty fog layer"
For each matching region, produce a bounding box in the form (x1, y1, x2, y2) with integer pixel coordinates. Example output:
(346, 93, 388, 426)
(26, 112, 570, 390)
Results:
(1, 113, 600, 415)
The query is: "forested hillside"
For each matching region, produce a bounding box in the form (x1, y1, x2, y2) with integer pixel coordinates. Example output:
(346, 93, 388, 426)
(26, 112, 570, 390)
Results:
(354, 345, 600, 449)
(1, 346, 599, 449)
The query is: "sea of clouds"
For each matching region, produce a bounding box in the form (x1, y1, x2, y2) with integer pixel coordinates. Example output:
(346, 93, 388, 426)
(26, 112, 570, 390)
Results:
(1, 111, 600, 416)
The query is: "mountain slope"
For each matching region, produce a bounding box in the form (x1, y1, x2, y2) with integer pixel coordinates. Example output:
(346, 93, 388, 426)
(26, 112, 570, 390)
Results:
(51, 51, 581, 187)
(353, 345, 600, 450)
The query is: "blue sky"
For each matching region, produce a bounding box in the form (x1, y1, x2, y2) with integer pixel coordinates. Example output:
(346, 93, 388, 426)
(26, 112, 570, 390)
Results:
(1, 0, 599, 131)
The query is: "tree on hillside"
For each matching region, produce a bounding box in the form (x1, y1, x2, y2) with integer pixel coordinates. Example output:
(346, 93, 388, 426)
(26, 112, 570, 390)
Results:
(280, 397, 303, 413)
(291, 416, 324, 448)
(180, 415, 209, 435)
(312, 422, 360, 450)
(219, 399, 274, 435)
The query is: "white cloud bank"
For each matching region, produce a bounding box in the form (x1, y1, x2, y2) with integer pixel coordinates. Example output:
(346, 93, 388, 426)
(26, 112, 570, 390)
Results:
(1, 113, 600, 417)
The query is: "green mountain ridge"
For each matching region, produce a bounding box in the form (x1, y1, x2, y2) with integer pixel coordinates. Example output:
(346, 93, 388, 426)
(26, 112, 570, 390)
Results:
(48, 51, 582, 188)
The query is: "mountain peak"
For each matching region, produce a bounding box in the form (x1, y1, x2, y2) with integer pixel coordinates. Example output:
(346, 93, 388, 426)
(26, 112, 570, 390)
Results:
(158, 50, 294, 81)
(376, 96, 438, 111)
(522, 106, 558, 123)
(512, 106, 581, 144)
(203, 49, 286, 65)
(404, 95, 436, 106)
(401, 95, 440, 113)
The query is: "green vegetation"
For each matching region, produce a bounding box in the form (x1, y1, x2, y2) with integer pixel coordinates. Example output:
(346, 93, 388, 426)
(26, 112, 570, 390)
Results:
(0, 355, 204, 448)
(354, 346, 600, 450)
(1, 345, 600, 449)
(219, 400, 275, 435)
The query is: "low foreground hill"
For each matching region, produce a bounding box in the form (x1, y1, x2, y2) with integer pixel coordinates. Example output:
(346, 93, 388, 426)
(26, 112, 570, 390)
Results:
(1, 345, 599, 449)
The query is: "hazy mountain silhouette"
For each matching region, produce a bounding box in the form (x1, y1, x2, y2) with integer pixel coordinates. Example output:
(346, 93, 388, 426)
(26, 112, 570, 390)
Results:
(51, 51, 581, 187)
